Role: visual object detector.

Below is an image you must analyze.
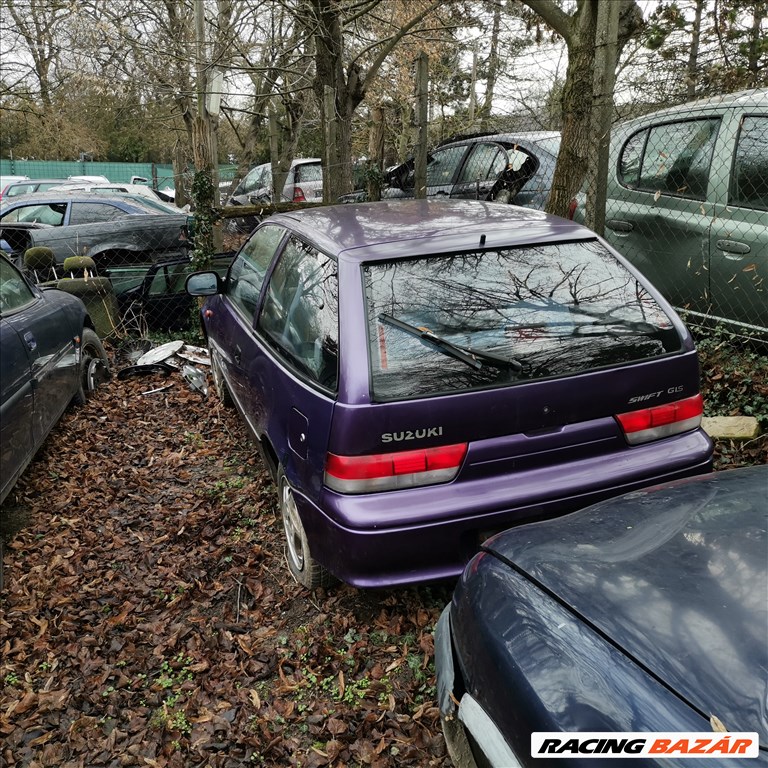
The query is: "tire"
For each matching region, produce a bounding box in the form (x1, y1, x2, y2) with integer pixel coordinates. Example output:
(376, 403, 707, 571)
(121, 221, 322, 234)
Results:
(277, 469, 334, 589)
(74, 328, 110, 405)
(210, 347, 234, 407)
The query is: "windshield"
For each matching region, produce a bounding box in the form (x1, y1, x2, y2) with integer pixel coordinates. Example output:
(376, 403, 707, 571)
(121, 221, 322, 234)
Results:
(363, 240, 681, 401)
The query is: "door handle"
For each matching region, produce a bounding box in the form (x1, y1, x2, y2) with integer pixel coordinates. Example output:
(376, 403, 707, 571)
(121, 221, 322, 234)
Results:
(716, 240, 751, 258)
(234, 346, 242, 365)
(23, 332, 37, 351)
(606, 219, 634, 233)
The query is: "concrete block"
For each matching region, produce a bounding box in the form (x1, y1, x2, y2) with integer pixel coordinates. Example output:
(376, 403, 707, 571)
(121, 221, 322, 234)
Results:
(702, 416, 761, 440)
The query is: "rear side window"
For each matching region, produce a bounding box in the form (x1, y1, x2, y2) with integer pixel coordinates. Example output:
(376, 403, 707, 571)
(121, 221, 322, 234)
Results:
(226, 224, 285, 320)
(295, 163, 322, 183)
(258, 236, 339, 389)
(619, 118, 719, 200)
(364, 241, 681, 401)
(69, 202, 128, 224)
(730, 116, 768, 210)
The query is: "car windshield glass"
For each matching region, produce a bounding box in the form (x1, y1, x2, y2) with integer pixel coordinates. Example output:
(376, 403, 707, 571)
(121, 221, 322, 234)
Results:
(364, 240, 681, 401)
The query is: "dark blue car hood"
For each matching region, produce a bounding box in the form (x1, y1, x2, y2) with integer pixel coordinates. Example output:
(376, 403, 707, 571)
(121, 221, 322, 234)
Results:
(482, 466, 768, 743)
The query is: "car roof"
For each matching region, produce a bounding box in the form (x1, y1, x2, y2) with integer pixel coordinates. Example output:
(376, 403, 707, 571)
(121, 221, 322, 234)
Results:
(1, 191, 148, 206)
(268, 199, 591, 261)
(618, 87, 767, 129)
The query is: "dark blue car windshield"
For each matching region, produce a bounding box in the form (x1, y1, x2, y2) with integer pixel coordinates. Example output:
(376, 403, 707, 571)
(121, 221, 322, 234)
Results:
(363, 240, 681, 401)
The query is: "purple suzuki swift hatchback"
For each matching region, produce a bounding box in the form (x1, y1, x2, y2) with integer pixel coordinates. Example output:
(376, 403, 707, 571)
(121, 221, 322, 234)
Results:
(187, 199, 713, 588)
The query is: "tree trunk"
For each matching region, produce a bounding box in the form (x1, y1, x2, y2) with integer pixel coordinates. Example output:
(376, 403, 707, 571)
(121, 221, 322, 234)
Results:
(686, 0, 705, 100)
(521, 0, 643, 218)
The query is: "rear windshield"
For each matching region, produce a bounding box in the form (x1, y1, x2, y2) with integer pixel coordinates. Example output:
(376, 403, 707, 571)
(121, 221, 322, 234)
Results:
(364, 240, 681, 401)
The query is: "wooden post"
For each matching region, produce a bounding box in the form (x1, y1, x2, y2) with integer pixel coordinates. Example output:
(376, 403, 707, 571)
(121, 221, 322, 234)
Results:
(414, 52, 429, 199)
(367, 104, 385, 201)
(585, 0, 619, 236)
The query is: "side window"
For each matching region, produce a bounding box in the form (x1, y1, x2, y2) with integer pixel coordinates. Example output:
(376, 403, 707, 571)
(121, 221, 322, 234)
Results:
(1, 203, 66, 226)
(258, 236, 339, 389)
(226, 225, 285, 320)
(458, 144, 509, 183)
(295, 163, 322, 183)
(618, 130, 647, 187)
(148, 263, 189, 296)
(730, 116, 768, 210)
(625, 118, 720, 200)
(425, 146, 467, 186)
(239, 165, 266, 195)
(69, 203, 127, 224)
(0, 258, 35, 313)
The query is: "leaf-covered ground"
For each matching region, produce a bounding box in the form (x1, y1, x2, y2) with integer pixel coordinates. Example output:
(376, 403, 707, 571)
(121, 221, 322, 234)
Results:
(0, 361, 452, 768)
(1, 337, 765, 767)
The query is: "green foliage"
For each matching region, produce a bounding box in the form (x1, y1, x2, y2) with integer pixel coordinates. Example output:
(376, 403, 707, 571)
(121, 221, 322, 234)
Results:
(696, 326, 768, 429)
(190, 170, 218, 271)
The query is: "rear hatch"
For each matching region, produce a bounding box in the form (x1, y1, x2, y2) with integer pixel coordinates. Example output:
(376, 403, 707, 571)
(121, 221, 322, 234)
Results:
(325, 237, 705, 496)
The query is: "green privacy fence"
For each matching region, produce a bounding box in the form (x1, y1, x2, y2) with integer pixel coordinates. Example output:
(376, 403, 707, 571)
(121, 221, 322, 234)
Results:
(0, 160, 238, 193)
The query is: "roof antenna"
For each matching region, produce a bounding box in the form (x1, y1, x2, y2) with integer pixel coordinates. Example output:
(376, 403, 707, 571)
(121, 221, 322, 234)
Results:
(480, 234, 486, 246)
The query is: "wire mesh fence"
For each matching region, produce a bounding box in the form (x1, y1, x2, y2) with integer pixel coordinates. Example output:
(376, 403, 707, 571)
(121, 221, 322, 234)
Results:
(2, 91, 766, 341)
(579, 90, 767, 340)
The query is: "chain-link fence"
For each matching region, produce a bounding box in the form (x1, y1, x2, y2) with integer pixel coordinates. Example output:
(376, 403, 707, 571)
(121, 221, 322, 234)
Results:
(3, 92, 766, 341)
(580, 90, 767, 341)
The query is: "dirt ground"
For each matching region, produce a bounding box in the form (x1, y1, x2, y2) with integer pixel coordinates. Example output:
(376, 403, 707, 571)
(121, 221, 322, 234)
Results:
(1, 337, 765, 767)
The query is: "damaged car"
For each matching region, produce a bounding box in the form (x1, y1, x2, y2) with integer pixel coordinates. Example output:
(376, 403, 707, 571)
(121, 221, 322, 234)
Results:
(0, 253, 109, 506)
(0, 192, 192, 268)
(340, 132, 561, 210)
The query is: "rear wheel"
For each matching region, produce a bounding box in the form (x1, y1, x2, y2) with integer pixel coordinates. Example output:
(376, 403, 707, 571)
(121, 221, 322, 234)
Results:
(277, 469, 333, 589)
(74, 328, 110, 405)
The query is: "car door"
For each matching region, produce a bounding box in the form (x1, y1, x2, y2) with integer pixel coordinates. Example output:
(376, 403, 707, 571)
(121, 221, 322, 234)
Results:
(0, 259, 78, 500)
(604, 117, 720, 314)
(0, 260, 36, 502)
(709, 113, 768, 331)
(450, 142, 510, 200)
(209, 224, 288, 433)
(422, 145, 468, 197)
(254, 234, 339, 497)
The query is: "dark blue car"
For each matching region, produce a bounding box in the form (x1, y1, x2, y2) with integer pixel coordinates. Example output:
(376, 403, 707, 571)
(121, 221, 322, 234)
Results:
(0, 254, 108, 506)
(187, 199, 713, 589)
(435, 466, 768, 767)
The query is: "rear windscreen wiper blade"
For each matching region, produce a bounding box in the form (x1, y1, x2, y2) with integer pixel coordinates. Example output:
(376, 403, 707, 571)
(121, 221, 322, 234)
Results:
(379, 313, 523, 373)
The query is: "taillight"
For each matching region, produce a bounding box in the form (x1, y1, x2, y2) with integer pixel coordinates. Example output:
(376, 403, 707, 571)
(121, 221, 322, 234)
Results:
(293, 186, 306, 202)
(616, 394, 703, 445)
(325, 443, 467, 493)
(567, 197, 578, 220)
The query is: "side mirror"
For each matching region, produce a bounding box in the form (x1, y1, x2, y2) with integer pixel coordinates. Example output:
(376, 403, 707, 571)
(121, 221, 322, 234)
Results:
(186, 271, 223, 296)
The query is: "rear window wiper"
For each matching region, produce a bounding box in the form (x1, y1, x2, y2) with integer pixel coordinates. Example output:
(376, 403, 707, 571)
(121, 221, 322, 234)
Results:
(379, 313, 523, 373)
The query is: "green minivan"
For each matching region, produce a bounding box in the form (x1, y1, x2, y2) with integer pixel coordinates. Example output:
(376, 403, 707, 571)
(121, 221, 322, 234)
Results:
(599, 89, 767, 340)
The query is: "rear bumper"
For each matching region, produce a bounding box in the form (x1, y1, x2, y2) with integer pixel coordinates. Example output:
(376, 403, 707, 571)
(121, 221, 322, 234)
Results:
(296, 429, 713, 587)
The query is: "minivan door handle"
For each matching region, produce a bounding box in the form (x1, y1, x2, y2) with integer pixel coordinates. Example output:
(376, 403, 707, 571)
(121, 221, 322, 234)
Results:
(605, 219, 634, 233)
(233, 345, 242, 365)
(716, 240, 751, 258)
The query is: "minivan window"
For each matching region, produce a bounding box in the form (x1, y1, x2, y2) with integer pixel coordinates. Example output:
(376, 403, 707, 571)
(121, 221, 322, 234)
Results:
(295, 163, 322, 183)
(258, 236, 339, 388)
(226, 224, 285, 320)
(364, 241, 680, 401)
(730, 116, 768, 210)
(620, 118, 719, 200)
